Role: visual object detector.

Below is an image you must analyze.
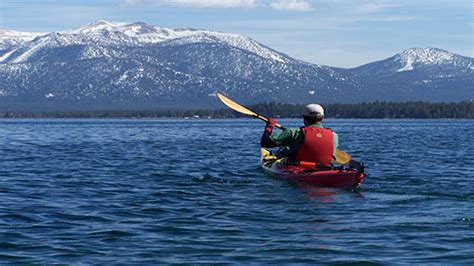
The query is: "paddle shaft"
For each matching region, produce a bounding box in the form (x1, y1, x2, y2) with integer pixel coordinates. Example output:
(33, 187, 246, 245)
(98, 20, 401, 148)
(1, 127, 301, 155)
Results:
(253, 114, 286, 130)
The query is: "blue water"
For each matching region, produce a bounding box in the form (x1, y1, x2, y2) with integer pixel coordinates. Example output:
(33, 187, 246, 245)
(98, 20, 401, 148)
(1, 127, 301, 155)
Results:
(0, 119, 472, 264)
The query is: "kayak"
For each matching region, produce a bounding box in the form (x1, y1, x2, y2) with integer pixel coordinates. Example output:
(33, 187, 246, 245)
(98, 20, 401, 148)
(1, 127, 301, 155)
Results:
(260, 148, 364, 187)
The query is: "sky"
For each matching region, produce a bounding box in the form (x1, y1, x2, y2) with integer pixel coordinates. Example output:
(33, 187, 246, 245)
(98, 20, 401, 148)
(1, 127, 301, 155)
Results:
(0, 0, 472, 67)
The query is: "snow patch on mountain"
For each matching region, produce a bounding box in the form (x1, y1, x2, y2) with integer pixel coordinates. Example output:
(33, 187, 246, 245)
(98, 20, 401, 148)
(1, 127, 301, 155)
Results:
(397, 56, 414, 72)
(0, 49, 17, 62)
(168, 31, 288, 63)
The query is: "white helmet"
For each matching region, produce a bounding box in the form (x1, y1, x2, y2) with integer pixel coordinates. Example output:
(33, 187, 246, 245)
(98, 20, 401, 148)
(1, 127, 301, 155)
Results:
(302, 104, 324, 118)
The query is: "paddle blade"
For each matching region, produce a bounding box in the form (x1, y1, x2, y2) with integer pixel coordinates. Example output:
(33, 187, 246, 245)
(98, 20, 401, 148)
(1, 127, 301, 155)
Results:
(334, 149, 351, 164)
(216, 92, 258, 117)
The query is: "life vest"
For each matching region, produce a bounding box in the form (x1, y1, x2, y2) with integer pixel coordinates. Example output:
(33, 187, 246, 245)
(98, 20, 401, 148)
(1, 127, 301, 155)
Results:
(295, 126, 334, 166)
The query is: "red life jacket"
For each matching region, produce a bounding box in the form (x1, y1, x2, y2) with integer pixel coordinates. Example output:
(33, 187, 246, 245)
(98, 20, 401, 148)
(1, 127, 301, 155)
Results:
(295, 126, 334, 166)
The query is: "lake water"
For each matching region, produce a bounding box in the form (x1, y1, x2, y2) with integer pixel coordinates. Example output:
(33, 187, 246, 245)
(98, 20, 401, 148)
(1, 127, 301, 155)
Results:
(0, 119, 472, 264)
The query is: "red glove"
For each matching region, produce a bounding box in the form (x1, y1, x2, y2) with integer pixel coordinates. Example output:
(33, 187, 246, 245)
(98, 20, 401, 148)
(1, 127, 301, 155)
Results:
(265, 117, 277, 133)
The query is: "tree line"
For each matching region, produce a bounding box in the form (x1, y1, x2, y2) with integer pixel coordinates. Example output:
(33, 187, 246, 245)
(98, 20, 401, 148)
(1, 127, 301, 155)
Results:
(251, 101, 474, 119)
(0, 101, 472, 119)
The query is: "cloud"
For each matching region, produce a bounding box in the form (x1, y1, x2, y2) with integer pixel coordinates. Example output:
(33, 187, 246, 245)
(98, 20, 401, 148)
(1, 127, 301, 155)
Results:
(270, 0, 314, 12)
(224, 15, 415, 32)
(358, 15, 415, 22)
(123, 0, 257, 8)
(354, 2, 401, 13)
(326, 0, 402, 14)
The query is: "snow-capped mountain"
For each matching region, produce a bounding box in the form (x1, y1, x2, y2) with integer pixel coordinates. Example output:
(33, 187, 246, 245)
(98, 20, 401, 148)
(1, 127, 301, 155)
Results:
(0, 21, 472, 111)
(0, 20, 292, 64)
(352, 48, 473, 76)
(347, 48, 474, 102)
(396, 48, 471, 72)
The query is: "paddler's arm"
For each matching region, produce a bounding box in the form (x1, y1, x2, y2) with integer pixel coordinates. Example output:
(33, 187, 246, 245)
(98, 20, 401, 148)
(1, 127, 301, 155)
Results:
(260, 117, 277, 148)
(261, 118, 301, 149)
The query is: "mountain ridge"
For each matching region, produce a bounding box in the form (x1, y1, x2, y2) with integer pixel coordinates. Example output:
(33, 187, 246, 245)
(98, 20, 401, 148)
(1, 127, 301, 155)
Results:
(0, 20, 472, 111)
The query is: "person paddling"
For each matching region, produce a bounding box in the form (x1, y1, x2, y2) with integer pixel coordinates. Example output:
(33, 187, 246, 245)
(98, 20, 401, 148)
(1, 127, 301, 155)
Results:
(260, 104, 339, 166)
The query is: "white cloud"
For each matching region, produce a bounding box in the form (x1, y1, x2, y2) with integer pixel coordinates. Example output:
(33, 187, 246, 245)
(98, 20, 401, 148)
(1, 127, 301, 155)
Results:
(326, 0, 402, 13)
(270, 0, 314, 12)
(224, 15, 415, 32)
(354, 2, 401, 13)
(124, 0, 257, 8)
(358, 16, 414, 22)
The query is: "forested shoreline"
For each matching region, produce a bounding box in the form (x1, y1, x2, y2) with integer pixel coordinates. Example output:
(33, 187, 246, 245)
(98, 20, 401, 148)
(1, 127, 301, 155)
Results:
(0, 101, 472, 119)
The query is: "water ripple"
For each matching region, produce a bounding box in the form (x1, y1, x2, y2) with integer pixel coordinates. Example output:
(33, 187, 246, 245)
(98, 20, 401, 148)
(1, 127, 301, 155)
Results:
(0, 119, 472, 264)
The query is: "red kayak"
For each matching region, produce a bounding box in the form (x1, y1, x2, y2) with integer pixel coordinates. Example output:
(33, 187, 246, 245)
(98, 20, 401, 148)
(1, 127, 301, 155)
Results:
(260, 149, 364, 187)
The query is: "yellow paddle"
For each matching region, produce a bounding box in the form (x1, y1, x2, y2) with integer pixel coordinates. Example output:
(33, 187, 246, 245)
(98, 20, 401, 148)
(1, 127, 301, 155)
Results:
(216, 92, 285, 129)
(216, 92, 352, 164)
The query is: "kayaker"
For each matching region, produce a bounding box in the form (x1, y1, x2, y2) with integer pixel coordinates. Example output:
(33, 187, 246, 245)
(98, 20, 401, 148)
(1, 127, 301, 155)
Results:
(260, 104, 339, 166)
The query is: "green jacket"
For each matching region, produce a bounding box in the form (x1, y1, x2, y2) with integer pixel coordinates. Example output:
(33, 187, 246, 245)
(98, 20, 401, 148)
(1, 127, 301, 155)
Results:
(269, 123, 339, 158)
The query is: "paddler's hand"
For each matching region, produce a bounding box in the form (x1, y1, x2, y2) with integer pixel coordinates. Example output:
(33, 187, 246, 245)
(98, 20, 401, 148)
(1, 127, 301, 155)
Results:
(265, 117, 277, 133)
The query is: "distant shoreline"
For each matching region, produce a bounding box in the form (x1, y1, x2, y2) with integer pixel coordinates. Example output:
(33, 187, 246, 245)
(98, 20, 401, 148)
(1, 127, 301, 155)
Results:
(0, 101, 472, 119)
(0, 117, 472, 120)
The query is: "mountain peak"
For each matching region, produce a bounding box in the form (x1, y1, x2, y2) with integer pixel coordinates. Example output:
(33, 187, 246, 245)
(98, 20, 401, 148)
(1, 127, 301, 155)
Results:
(396, 47, 456, 72)
(68, 20, 127, 34)
(92, 19, 116, 25)
(399, 47, 454, 60)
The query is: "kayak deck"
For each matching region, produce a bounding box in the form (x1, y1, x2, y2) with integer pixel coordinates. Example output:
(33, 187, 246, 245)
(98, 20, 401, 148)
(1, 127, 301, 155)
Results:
(260, 149, 364, 187)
